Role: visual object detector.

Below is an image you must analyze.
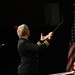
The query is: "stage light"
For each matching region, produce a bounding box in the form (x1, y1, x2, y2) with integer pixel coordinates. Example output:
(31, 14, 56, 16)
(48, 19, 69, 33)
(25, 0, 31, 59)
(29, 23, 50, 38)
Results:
(13, 26, 18, 29)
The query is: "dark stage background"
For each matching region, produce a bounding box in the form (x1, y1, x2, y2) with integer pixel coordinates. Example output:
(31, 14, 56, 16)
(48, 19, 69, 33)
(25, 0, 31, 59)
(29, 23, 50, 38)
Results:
(0, 0, 73, 75)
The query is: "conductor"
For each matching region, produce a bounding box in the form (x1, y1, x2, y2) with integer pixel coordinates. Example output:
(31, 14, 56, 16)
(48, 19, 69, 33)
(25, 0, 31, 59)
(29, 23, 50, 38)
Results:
(17, 24, 53, 75)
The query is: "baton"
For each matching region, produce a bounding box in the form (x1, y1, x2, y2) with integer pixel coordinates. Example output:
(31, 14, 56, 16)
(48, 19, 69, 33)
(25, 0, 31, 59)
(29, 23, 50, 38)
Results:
(53, 21, 63, 32)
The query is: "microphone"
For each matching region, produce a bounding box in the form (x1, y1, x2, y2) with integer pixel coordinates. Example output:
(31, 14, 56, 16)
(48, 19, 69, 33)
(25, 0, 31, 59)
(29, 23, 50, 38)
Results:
(0, 43, 6, 47)
(0, 43, 6, 50)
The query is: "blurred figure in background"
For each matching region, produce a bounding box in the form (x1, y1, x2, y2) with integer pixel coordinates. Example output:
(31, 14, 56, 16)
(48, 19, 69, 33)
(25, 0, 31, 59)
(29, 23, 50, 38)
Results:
(73, 62, 75, 71)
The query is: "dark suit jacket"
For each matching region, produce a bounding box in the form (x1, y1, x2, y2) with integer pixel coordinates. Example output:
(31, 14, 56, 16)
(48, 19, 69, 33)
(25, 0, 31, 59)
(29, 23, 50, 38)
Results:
(17, 38, 50, 74)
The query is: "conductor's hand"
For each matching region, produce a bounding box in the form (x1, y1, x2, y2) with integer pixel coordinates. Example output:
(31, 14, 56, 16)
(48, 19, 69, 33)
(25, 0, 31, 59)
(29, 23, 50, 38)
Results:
(47, 32, 53, 40)
(40, 32, 53, 41)
(40, 33, 48, 41)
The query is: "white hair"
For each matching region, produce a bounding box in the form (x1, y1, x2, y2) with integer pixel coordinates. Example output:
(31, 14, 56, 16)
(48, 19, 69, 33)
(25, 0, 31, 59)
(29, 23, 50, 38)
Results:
(17, 24, 29, 38)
